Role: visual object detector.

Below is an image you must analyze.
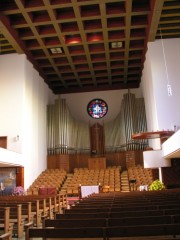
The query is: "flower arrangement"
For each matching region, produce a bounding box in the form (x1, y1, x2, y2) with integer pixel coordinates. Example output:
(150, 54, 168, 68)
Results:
(149, 179, 165, 191)
(12, 186, 25, 196)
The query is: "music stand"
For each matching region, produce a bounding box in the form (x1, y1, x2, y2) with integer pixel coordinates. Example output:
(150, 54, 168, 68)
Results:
(129, 179, 136, 191)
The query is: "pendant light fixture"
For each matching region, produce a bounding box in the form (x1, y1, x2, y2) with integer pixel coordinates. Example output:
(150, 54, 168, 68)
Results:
(160, 27, 172, 97)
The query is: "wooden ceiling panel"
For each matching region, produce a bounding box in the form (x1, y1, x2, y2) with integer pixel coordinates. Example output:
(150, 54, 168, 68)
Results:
(0, 0, 179, 94)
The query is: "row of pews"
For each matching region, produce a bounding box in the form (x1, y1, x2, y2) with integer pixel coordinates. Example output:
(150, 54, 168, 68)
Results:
(28, 188, 180, 239)
(0, 193, 67, 239)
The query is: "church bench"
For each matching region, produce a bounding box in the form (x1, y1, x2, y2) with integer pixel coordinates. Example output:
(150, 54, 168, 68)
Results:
(17, 194, 65, 219)
(56, 209, 166, 220)
(106, 223, 180, 238)
(48, 214, 176, 228)
(110, 205, 158, 212)
(158, 203, 180, 210)
(4, 204, 24, 238)
(65, 204, 158, 214)
(51, 195, 63, 215)
(45, 215, 178, 232)
(43, 218, 107, 228)
(0, 202, 33, 224)
(165, 208, 180, 215)
(0, 204, 23, 238)
(67, 204, 180, 216)
(55, 212, 108, 219)
(0, 233, 11, 240)
(108, 215, 173, 226)
(0, 199, 41, 228)
(64, 207, 111, 214)
(27, 226, 106, 240)
(0, 196, 42, 224)
(109, 209, 165, 218)
(6, 196, 52, 226)
(72, 202, 156, 210)
(56, 208, 180, 221)
(27, 223, 180, 240)
(70, 203, 112, 208)
(0, 207, 12, 240)
(0, 194, 65, 227)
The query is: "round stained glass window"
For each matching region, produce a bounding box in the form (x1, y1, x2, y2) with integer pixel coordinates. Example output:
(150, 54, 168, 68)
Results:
(87, 98, 108, 119)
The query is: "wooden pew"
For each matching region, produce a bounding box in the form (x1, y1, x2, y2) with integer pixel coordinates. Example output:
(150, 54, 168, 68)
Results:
(56, 209, 165, 220)
(0, 204, 24, 238)
(0, 196, 51, 227)
(21, 194, 66, 220)
(64, 204, 158, 214)
(158, 203, 180, 209)
(0, 194, 66, 227)
(27, 223, 180, 239)
(0, 197, 40, 227)
(44, 218, 107, 228)
(56, 212, 108, 219)
(28, 227, 106, 240)
(108, 215, 173, 226)
(0, 207, 12, 240)
(27, 188, 180, 240)
(4, 204, 24, 238)
(106, 224, 180, 238)
(56, 208, 180, 221)
(64, 207, 111, 214)
(50, 214, 178, 228)
(0, 202, 33, 225)
(0, 193, 66, 237)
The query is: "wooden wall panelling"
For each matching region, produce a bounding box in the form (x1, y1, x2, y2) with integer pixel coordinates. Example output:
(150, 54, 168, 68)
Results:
(56, 154, 70, 173)
(47, 151, 144, 172)
(134, 150, 144, 166)
(106, 152, 126, 171)
(47, 155, 57, 169)
(16, 167, 24, 188)
(88, 157, 106, 170)
(47, 154, 70, 172)
(126, 150, 143, 169)
(126, 151, 136, 168)
(90, 123, 105, 156)
(69, 154, 89, 173)
(162, 166, 180, 188)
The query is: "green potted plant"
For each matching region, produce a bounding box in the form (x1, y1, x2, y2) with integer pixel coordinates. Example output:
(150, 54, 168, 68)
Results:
(149, 179, 165, 191)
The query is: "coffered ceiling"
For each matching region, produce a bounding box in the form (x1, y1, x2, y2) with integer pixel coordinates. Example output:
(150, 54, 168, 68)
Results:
(0, 0, 179, 94)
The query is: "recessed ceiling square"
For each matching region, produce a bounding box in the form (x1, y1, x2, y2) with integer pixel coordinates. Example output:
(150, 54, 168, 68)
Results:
(50, 47, 63, 54)
(111, 42, 123, 48)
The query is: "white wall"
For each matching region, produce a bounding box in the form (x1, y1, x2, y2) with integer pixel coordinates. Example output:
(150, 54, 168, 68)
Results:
(0, 54, 24, 153)
(143, 150, 171, 168)
(61, 88, 142, 124)
(141, 38, 180, 149)
(162, 129, 180, 159)
(0, 53, 55, 189)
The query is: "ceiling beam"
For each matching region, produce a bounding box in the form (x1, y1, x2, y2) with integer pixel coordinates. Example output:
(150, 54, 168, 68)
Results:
(148, 0, 165, 42)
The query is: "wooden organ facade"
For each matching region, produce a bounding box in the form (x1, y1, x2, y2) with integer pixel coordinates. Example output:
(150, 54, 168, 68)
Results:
(89, 122, 105, 157)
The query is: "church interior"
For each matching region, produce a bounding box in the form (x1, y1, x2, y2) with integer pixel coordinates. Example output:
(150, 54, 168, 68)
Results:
(0, 0, 180, 239)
